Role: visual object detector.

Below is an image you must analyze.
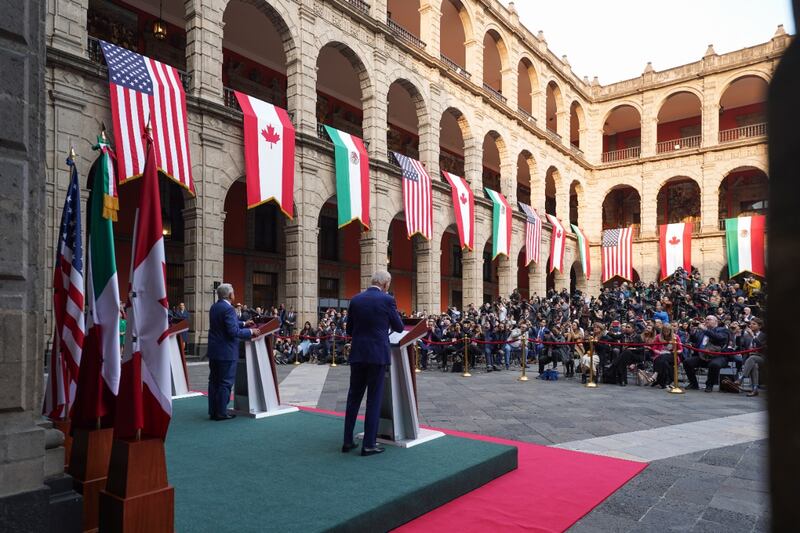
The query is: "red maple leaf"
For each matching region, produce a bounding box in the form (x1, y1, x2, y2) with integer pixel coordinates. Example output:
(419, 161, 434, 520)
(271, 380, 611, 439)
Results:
(556, 229, 563, 239)
(459, 192, 468, 205)
(261, 124, 281, 148)
(669, 235, 681, 245)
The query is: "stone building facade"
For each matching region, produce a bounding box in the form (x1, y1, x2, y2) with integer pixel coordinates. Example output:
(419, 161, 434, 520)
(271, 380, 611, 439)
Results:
(43, 0, 787, 349)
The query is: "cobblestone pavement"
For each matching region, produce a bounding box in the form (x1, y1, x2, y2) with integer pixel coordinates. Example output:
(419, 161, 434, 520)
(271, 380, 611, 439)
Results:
(187, 361, 769, 532)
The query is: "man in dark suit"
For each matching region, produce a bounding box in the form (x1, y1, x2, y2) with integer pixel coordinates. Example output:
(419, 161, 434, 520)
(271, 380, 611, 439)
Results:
(342, 271, 404, 456)
(207, 283, 257, 420)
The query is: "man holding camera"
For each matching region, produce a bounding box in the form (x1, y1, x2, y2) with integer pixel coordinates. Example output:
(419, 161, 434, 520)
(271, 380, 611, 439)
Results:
(682, 315, 731, 392)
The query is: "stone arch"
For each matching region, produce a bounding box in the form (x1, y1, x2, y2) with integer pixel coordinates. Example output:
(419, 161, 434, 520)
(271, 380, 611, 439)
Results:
(482, 27, 510, 94)
(569, 179, 583, 226)
(656, 90, 703, 152)
(656, 176, 702, 227)
(221, 0, 298, 108)
(517, 56, 540, 116)
(718, 166, 769, 221)
(315, 39, 374, 137)
(546, 80, 563, 134)
(439, 0, 475, 69)
(717, 71, 771, 104)
(386, 77, 429, 160)
(482, 130, 507, 194)
(602, 184, 642, 233)
(516, 150, 536, 206)
(718, 74, 769, 139)
(440, 106, 471, 177)
(569, 100, 585, 148)
(545, 166, 560, 216)
(602, 103, 643, 161)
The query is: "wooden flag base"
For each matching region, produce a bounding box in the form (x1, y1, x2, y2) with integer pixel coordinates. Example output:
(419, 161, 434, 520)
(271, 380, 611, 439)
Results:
(52, 419, 73, 470)
(68, 428, 114, 532)
(99, 438, 174, 532)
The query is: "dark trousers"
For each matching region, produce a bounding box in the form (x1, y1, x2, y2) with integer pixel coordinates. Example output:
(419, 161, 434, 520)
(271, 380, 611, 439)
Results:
(343, 363, 387, 449)
(684, 355, 727, 388)
(208, 359, 237, 417)
(653, 356, 674, 387)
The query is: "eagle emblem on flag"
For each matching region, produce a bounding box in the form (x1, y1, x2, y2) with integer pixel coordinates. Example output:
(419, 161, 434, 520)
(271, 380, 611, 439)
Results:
(350, 151, 359, 165)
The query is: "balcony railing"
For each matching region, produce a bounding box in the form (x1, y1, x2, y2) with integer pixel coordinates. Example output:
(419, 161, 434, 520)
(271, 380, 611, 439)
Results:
(440, 54, 471, 80)
(570, 144, 584, 157)
(718, 123, 767, 143)
(482, 83, 507, 104)
(516, 107, 537, 124)
(87, 36, 190, 92)
(656, 135, 701, 154)
(344, 0, 370, 15)
(386, 18, 425, 49)
(602, 146, 641, 163)
(545, 128, 562, 143)
(223, 87, 241, 111)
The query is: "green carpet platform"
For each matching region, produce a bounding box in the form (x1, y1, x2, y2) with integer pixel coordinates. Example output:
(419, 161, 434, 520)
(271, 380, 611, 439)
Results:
(167, 397, 518, 532)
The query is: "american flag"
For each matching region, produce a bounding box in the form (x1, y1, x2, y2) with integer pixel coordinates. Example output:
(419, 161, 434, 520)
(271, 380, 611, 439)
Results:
(99, 40, 194, 194)
(392, 152, 432, 240)
(602, 227, 634, 282)
(519, 202, 541, 266)
(43, 158, 86, 419)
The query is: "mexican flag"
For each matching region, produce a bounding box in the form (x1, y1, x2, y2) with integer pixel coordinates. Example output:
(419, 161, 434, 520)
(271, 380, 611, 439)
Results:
(71, 137, 121, 429)
(324, 126, 370, 229)
(115, 130, 172, 440)
(725, 215, 766, 277)
(659, 222, 692, 280)
(485, 188, 512, 259)
(570, 224, 591, 280)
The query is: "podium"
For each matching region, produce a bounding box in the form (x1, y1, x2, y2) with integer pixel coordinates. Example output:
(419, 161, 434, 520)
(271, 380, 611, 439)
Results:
(232, 318, 298, 419)
(167, 320, 201, 399)
(374, 318, 444, 448)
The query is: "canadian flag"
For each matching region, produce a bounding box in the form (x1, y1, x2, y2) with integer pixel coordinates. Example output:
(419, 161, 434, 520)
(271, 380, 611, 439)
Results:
(115, 130, 172, 440)
(546, 214, 566, 273)
(234, 91, 295, 217)
(659, 222, 692, 280)
(442, 171, 474, 250)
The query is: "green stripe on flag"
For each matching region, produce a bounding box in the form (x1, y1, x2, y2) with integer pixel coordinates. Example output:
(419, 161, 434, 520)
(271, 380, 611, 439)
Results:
(88, 151, 117, 294)
(325, 126, 353, 226)
(725, 217, 740, 276)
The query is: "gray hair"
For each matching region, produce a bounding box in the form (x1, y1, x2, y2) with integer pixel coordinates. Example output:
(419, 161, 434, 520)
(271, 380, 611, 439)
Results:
(217, 283, 234, 300)
(371, 270, 392, 286)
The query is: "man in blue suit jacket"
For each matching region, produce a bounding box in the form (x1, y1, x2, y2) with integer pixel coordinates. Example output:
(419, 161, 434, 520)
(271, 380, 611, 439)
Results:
(207, 283, 257, 420)
(343, 271, 405, 456)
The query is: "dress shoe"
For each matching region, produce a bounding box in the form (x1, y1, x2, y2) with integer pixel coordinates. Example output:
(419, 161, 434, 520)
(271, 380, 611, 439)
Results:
(705, 386, 714, 393)
(341, 442, 359, 453)
(685, 383, 700, 390)
(747, 389, 759, 397)
(211, 413, 236, 421)
(361, 446, 385, 456)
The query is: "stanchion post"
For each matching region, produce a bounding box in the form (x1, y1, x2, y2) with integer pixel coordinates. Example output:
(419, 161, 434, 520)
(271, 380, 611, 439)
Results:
(586, 336, 598, 388)
(330, 335, 337, 367)
(518, 334, 529, 381)
(462, 335, 471, 377)
(414, 342, 421, 373)
(669, 340, 684, 394)
(293, 334, 301, 365)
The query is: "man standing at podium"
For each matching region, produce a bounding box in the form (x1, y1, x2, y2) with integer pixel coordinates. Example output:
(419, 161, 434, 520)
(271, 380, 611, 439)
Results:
(207, 283, 258, 421)
(343, 271, 404, 456)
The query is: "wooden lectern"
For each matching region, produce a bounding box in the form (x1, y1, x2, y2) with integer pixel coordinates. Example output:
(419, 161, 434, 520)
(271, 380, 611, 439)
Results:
(232, 318, 298, 418)
(166, 320, 201, 399)
(374, 318, 445, 447)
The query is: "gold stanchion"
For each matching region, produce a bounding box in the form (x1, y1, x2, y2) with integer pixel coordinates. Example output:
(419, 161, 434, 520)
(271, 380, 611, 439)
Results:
(586, 336, 598, 388)
(462, 335, 472, 377)
(518, 334, 529, 381)
(669, 340, 684, 394)
(293, 334, 301, 365)
(414, 343, 421, 373)
(330, 335, 338, 367)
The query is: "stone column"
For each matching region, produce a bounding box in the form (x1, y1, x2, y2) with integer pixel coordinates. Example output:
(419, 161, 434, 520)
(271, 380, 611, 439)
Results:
(701, 163, 720, 232)
(371, 0, 388, 19)
(415, 237, 441, 316)
(418, 84, 440, 177)
(501, 66, 516, 107)
(285, 216, 319, 330)
(702, 78, 720, 149)
(419, 2, 441, 58)
(365, 48, 389, 161)
(640, 169, 658, 239)
(293, 5, 321, 136)
(461, 250, 482, 307)
(528, 261, 546, 299)
(496, 254, 514, 298)
(465, 38, 482, 86)
(185, 3, 225, 103)
(640, 94, 657, 157)
(360, 183, 390, 290)
(500, 154, 516, 206)
(556, 110, 569, 143)
(47, 0, 87, 55)
(463, 133, 482, 187)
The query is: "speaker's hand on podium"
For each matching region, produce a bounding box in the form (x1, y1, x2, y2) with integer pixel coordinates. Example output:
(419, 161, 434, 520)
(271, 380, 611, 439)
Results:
(250, 328, 260, 336)
(244, 320, 255, 327)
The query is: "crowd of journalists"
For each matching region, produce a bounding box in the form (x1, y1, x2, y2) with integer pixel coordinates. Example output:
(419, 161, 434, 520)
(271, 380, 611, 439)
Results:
(206, 267, 767, 396)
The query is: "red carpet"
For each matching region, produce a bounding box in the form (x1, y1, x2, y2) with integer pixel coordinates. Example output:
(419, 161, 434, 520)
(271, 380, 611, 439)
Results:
(298, 406, 646, 533)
